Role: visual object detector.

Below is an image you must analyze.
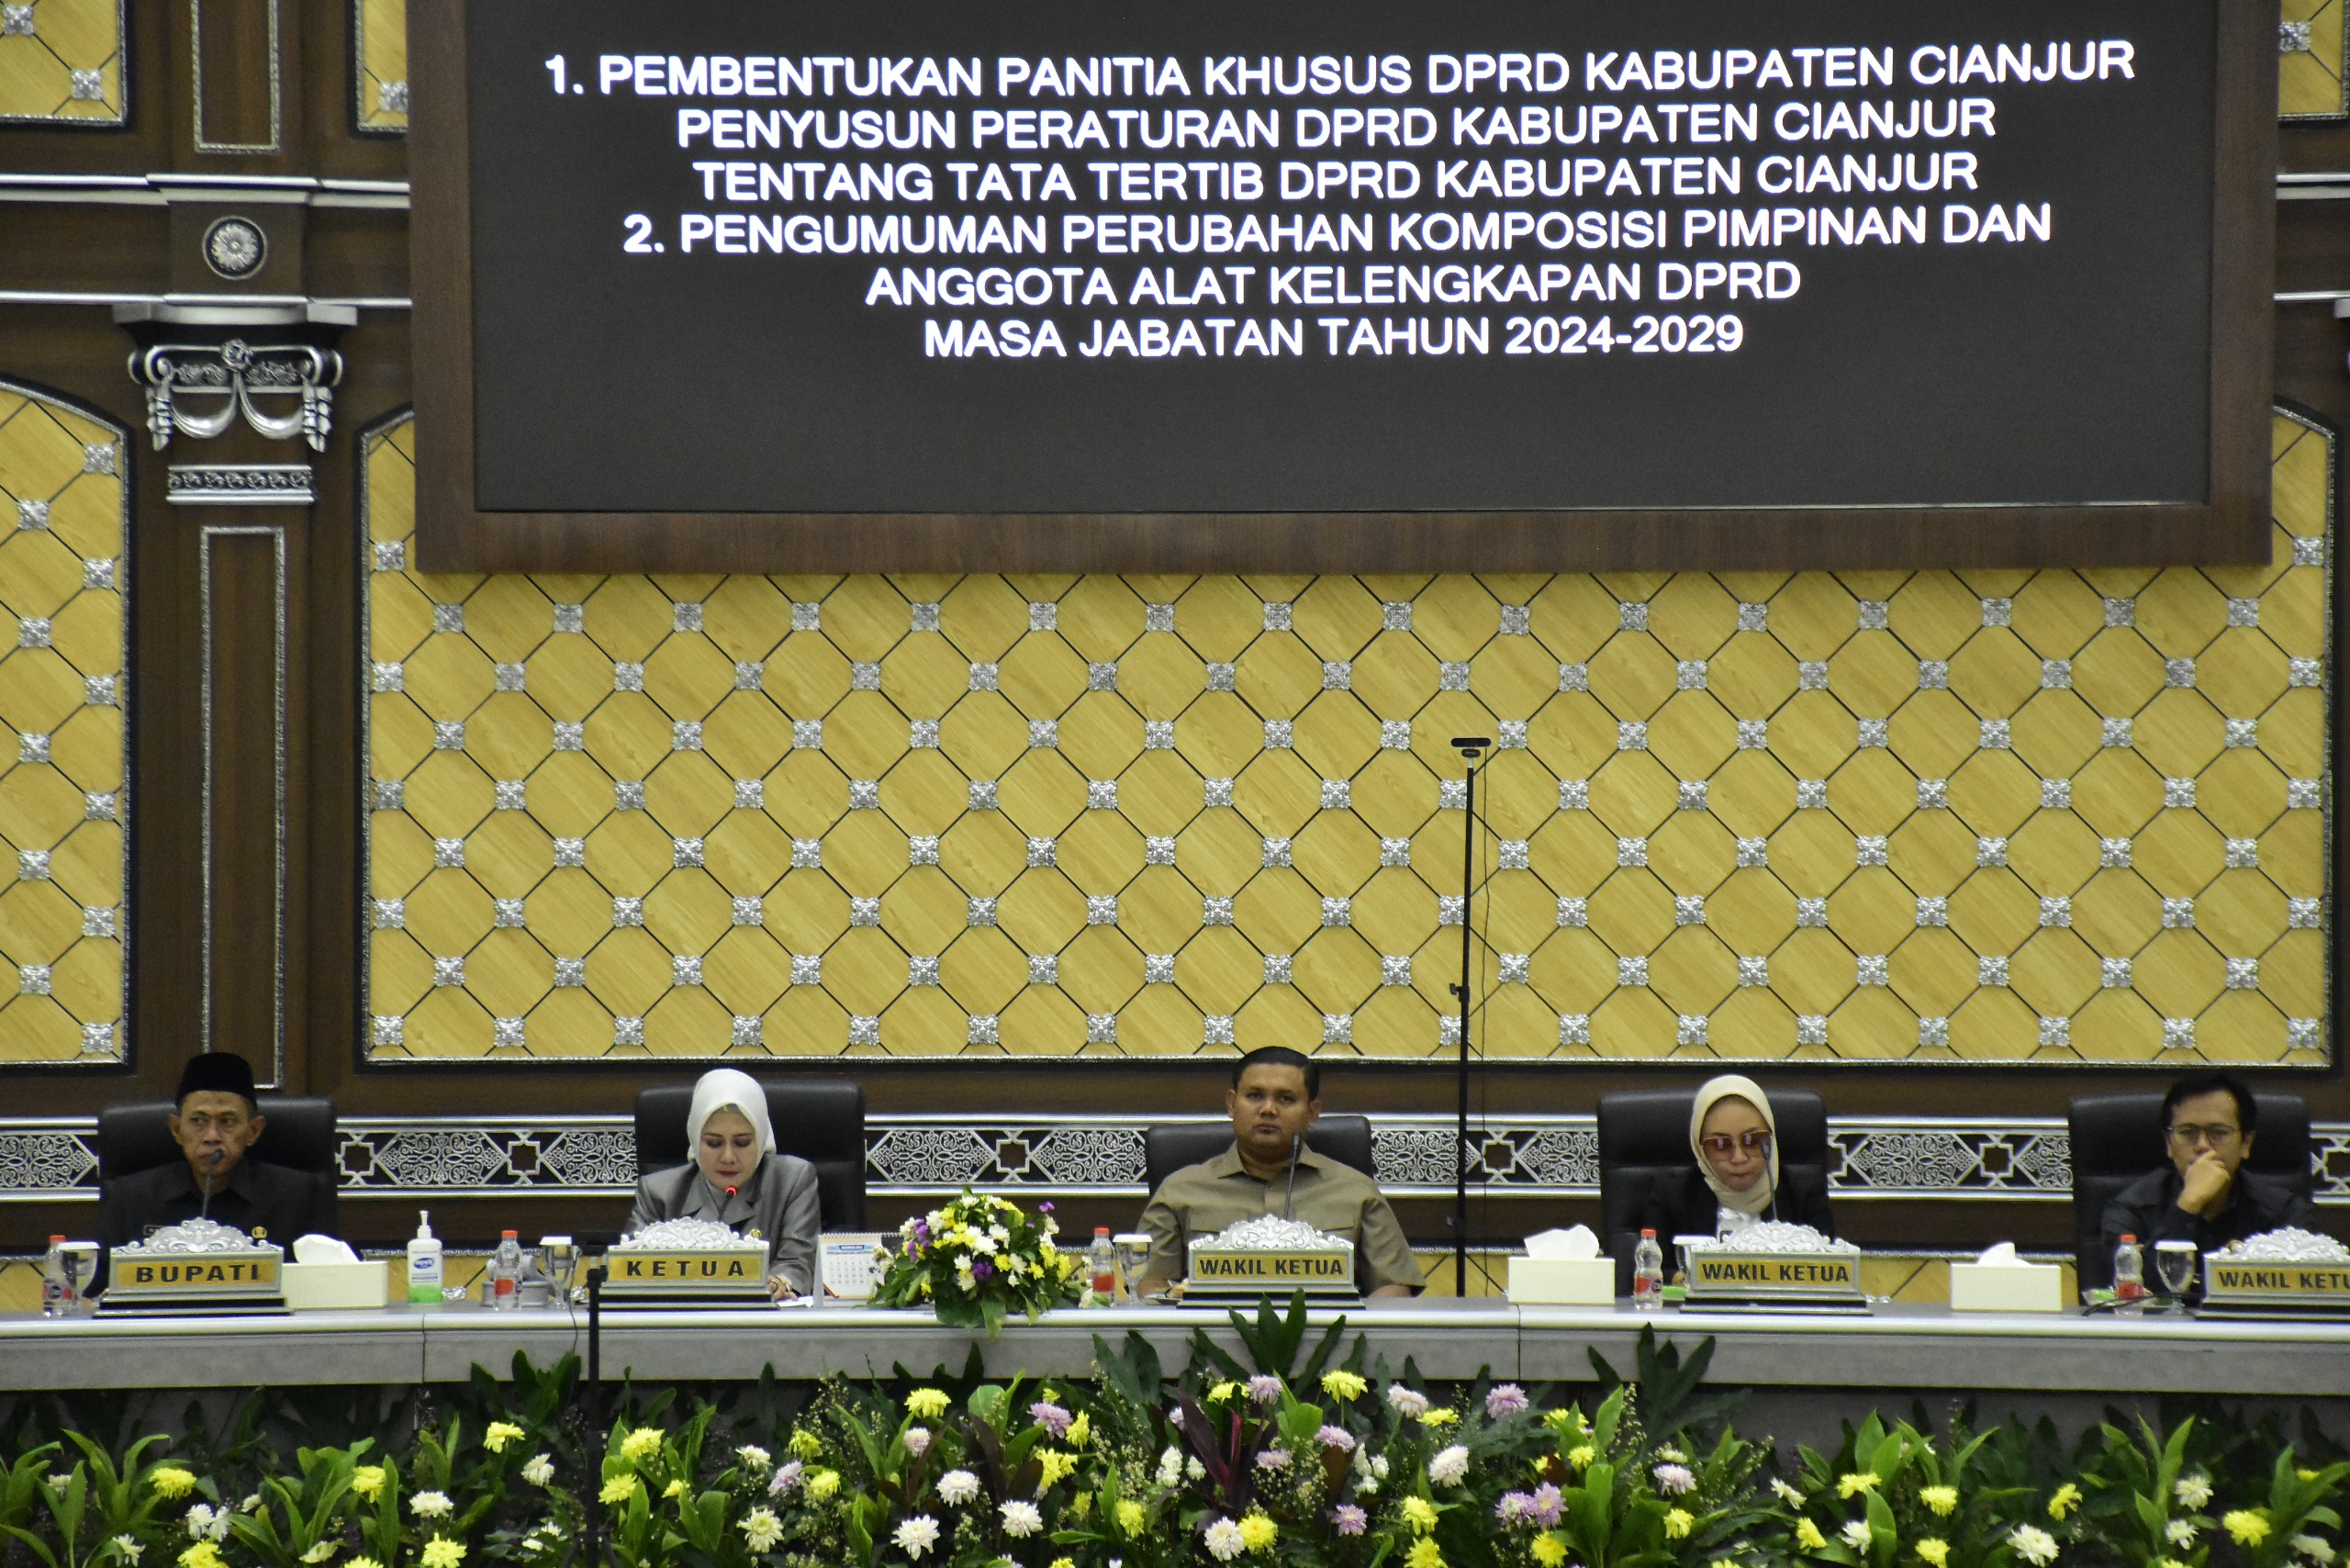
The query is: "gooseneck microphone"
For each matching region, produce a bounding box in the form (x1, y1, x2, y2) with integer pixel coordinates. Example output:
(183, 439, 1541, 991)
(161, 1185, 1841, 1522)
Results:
(198, 1148, 223, 1222)
(1282, 1133, 1302, 1222)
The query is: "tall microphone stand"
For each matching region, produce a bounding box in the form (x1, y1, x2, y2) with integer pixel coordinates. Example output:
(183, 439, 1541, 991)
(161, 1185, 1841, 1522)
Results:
(1446, 736, 1491, 1299)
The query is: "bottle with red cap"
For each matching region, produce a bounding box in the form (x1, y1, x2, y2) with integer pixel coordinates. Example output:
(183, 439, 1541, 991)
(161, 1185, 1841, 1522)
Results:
(1632, 1229, 1665, 1309)
(489, 1230, 523, 1310)
(2112, 1234, 2146, 1313)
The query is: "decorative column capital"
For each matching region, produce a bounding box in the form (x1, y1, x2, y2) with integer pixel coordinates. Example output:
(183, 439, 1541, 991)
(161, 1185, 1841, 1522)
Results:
(114, 302, 353, 455)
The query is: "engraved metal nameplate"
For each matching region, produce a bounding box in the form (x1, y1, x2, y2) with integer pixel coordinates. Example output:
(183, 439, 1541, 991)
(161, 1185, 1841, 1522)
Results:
(1688, 1249, 1863, 1301)
(2203, 1259, 2350, 1312)
(602, 1247, 769, 1295)
(107, 1249, 282, 1300)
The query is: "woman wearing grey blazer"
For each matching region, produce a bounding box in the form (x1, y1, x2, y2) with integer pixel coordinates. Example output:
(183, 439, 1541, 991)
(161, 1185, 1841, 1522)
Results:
(627, 1068, 822, 1299)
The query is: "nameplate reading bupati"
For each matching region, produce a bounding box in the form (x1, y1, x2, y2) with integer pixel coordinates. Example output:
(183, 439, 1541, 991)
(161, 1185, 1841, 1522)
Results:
(106, 1249, 284, 1300)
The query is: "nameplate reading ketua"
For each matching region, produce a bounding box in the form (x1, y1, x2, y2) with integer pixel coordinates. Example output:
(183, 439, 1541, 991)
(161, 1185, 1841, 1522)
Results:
(603, 1247, 771, 1296)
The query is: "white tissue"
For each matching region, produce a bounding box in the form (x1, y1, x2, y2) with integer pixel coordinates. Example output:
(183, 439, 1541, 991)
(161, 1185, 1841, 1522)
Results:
(292, 1234, 360, 1265)
(1524, 1225, 1600, 1260)
(1975, 1241, 2019, 1266)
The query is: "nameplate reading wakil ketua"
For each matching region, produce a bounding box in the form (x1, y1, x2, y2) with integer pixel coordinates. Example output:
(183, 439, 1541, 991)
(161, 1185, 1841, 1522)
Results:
(1689, 1252, 1861, 1295)
(1183, 1215, 1356, 1303)
(2201, 1230, 2350, 1315)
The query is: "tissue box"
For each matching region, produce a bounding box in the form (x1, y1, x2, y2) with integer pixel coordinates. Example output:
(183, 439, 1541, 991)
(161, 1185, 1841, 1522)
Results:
(1506, 1256, 1616, 1305)
(280, 1260, 390, 1311)
(1947, 1261, 2061, 1313)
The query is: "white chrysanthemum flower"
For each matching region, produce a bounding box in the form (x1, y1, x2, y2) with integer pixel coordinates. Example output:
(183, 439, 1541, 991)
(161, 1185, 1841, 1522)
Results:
(740, 1507, 785, 1553)
(409, 1492, 453, 1519)
(935, 1470, 981, 1506)
(522, 1454, 555, 1487)
(1429, 1446, 1471, 1486)
(1843, 1520, 1874, 1550)
(1203, 1518, 1248, 1562)
(1000, 1501, 1044, 1538)
(1158, 1448, 1185, 1487)
(2009, 1526, 2060, 1565)
(891, 1516, 942, 1561)
(2177, 1476, 2213, 1509)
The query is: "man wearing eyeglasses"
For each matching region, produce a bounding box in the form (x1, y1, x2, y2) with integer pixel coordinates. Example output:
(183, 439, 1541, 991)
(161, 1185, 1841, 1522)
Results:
(2098, 1072, 2315, 1280)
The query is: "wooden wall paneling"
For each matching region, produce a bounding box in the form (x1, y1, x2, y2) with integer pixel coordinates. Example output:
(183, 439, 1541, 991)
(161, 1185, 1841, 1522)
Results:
(198, 519, 289, 1084)
(188, 0, 280, 156)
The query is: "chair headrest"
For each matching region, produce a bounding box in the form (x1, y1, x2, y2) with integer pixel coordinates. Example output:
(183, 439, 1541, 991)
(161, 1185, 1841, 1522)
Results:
(634, 1080, 867, 1173)
(97, 1098, 340, 1180)
(1597, 1088, 1828, 1170)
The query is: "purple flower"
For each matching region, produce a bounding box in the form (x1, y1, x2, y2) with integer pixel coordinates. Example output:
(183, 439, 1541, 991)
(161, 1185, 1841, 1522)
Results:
(1330, 1506, 1367, 1537)
(1316, 1427, 1355, 1452)
(1028, 1402, 1072, 1438)
(1040, 1202, 1054, 1212)
(1497, 1494, 1533, 1524)
(1528, 1484, 1563, 1529)
(1255, 1450, 1292, 1473)
(1651, 1463, 1695, 1495)
(768, 1462, 804, 1498)
(1486, 1383, 1529, 1417)
(972, 1260, 992, 1280)
(1247, 1375, 1282, 1406)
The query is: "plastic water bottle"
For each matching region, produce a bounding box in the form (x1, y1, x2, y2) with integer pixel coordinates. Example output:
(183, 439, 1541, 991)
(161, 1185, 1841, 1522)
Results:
(2113, 1233, 2146, 1313)
(1632, 1229, 1665, 1309)
(39, 1236, 66, 1317)
(407, 1211, 445, 1305)
(1088, 1226, 1118, 1304)
(489, 1230, 523, 1310)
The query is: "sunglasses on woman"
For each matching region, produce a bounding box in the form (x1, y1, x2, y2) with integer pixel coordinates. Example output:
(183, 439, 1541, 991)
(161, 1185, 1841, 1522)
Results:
(1701, 1131, 1772, 1155)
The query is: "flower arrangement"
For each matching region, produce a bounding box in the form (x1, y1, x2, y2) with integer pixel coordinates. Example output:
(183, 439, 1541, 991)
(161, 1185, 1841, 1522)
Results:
(868, 1188, 1080, 1334)
(2, 1328, 2344, 1568)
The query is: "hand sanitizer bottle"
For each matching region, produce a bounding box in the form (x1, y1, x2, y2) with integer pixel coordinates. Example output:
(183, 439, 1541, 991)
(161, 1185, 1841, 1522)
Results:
(408, 1210, 445, 1305)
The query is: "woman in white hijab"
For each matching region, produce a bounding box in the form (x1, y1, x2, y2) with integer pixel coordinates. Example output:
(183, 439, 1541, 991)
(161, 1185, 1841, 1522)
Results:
(627, 1069, 822, 1299)
(1632, 1074, 1837, 1251)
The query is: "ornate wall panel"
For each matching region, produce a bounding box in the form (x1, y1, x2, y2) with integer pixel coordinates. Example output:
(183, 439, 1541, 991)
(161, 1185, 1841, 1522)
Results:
(360, 412, 2333, 1066)
(2284, 0, 2350, 119)
(350, 0, 404, 134)
(8, 1114, 2350, 1205)
(0, 0, 124, 124)
(0, 385, 125, 1065)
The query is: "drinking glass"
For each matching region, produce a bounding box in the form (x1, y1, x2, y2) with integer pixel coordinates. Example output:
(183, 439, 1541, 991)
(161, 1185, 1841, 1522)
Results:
(1114, 1235, 1151, 1305)
(2154, 1241, 2197, 1310)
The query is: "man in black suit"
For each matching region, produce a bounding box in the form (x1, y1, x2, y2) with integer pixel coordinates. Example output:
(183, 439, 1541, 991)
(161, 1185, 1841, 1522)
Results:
(98, 1052, 339, 1252)
(2098, 1072, 2314, 1271)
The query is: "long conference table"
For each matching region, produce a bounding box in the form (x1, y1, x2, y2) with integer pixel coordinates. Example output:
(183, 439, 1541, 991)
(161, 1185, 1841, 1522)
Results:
(6, 1300, 2348, 1409)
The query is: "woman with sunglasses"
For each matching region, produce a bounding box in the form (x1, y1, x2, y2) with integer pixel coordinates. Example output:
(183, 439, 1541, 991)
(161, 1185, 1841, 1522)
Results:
(1635, 1074, 1836, 1258)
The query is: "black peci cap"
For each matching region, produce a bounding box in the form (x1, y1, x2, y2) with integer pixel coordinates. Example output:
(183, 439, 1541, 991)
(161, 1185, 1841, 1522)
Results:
(174, 1052, 257, 1107)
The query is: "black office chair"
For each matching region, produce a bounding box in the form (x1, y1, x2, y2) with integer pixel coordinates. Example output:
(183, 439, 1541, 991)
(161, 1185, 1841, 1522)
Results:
(1596, 1087, 1830, 1291)
(633, 1080, 867, 1229)
(96, 1096, 341, 1182)
(2067, 1090, 2310, 1288)
(1142, 1115, 1376, 1198)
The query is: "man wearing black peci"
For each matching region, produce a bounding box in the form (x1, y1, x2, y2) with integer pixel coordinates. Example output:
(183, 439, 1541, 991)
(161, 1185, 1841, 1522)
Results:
(97, 1052, 339, 1254)
(2098, 1071, 2316, 1273)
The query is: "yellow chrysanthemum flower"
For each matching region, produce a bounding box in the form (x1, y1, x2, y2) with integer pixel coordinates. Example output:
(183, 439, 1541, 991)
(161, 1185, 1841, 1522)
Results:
(1919, 1486, 1958, 1517)
(1421, 1409, 1459, 1429)
(1065, 1413, 1091, 1447)
(1568, 1446, 1596, 1471)
(1797, 1519, 1829, 1551)
(1665, 1509, 1694, 1540)
(806, 1470, 841, 1502)
(1209, 1382, 1241, 1404)
(1237, 1513, 1277, 1552)
(179, 1546, 226, 1568)
(2048, 1484, 2080, 1520)
(619, 1428, 664, 1464)
(484, 1422, 526, 1454)
(149, 1469, 197, 1502)
(1401, 1497, 1438, 1534)
(1919, 1539, 1951, 1566)
(788, 1430, 823, 1461)
(599, 1477, 638, 1506)
(1037, 1450, 1079, 1488)
(1405, 1538, 1445, 1568)
(1839, 1474, 1879, 1500)
(1116, 1499, 1147, 1538)
(1322, 1371, 1369, 1401)
(2225, 1513, 2273, 1547)
(662, 1480, 688, 1500)
(1530, 1536, 1568, 1568)
(419, 1541, 465, 1568)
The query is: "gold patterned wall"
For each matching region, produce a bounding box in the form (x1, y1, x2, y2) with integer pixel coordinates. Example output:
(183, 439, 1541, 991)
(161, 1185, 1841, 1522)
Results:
(0, 0, 123, 123)
(2285, 0, 2350, 118)
(352, 0, 407, 132)
(0, 385, 126, 1063)
(359, 412, 2333, 1067)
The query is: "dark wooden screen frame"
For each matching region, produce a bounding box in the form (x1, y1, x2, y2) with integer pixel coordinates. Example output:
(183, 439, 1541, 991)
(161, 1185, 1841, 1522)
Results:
(410, 0, 2277, 575)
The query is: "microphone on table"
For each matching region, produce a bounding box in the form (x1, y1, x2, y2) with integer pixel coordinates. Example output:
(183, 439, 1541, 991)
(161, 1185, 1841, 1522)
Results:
(724, 1186, 739, 1204)
(1282, 1133, 1302, 1222)
(198, 1148, 223, 1222)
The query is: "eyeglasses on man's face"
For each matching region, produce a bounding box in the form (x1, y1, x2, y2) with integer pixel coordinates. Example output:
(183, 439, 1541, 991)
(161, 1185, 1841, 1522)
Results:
(1701, 1131, 1772, 1155)
(2166, 1123, 2241, 1148)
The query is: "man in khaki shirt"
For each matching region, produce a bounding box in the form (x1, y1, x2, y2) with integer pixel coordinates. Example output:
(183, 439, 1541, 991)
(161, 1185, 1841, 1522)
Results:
(1139, 1047, 1424, 1298)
